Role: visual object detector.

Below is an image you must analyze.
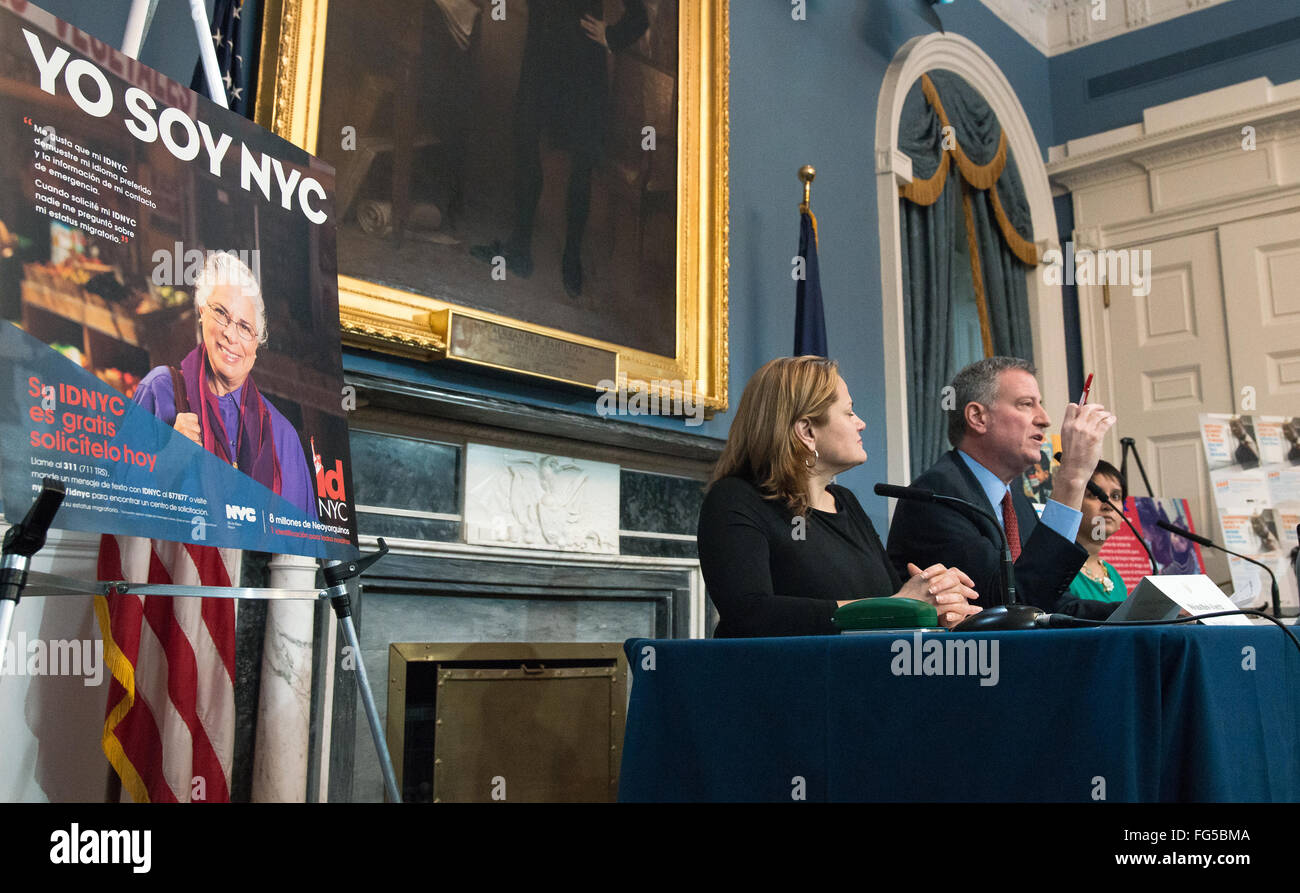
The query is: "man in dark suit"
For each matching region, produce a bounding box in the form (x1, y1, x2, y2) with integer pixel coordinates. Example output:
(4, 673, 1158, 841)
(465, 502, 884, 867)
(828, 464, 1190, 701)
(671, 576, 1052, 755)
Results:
(471, 0, 650, 297)
(887, 357, 1117, 618)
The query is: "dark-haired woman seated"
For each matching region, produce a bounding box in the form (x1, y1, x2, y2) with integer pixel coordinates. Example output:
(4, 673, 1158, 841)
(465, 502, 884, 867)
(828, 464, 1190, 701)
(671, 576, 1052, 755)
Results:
(697, 356, 981, 637)
(1065, 459, 1126, 615)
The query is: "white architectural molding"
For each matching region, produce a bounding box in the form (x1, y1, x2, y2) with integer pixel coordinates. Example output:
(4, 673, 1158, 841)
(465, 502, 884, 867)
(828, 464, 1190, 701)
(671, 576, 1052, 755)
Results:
(978, 0, 1234, 57)
(876, 33, 1066, 488)
(354, 533, 706, 636)
(463, 444, 620, 554)
(1048, 78, 1300, 228)
(1045, 75, 1300, 499)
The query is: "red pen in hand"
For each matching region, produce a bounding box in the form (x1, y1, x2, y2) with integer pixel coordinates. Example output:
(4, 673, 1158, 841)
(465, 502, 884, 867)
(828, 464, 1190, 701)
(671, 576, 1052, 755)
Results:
(1079, 372, 1093, 405)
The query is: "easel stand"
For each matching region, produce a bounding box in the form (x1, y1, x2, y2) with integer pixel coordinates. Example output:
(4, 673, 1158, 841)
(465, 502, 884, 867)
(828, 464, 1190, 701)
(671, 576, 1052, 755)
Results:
(1119, 436, 1156, 498)
(123, 0, 228, 109)
(1, 479, 403, 802)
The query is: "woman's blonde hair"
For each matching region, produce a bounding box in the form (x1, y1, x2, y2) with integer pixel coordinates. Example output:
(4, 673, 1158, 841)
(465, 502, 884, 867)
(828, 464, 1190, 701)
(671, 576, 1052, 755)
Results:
(708, 355, 840, 516)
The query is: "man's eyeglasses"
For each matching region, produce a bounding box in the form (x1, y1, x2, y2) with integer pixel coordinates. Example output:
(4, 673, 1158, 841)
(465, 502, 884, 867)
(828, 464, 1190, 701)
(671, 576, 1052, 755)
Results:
(205, 303, 258, 343)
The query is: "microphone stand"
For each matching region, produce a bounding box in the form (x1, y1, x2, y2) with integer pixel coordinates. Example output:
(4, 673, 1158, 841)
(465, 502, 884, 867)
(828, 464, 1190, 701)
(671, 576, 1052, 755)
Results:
(876, 484, 1043, 631)
(0, 477, 65, 659)
(1088, 482, 1158, 575)
(1156, 520, 1282, 616)
(1054, 450, 1157, 576)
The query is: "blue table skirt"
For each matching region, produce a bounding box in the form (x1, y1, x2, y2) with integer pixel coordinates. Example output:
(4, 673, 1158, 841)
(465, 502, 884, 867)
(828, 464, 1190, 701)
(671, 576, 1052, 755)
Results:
(618, 626, 1300, 802)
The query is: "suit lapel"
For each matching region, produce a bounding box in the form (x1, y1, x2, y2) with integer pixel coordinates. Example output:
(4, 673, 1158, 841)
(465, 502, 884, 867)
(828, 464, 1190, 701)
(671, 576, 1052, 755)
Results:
(945, 451, 1033, 550)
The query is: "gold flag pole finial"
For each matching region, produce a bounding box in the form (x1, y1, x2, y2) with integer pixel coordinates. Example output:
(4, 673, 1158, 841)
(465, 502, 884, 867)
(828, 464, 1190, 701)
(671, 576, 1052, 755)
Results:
(799, 165, 816, 211)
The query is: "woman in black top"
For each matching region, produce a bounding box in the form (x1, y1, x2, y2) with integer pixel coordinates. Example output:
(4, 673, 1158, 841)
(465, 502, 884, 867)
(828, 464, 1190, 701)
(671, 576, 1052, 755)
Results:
(698, 356, 980, 636)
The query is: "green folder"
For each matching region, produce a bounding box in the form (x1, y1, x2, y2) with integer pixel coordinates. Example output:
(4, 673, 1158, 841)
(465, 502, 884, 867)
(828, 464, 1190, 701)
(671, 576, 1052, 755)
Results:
(832, 597, 939, 632)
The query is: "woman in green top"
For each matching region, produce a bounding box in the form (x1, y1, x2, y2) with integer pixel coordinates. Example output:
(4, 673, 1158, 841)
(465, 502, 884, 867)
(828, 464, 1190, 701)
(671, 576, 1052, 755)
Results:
(1068, 459, 1128, 603)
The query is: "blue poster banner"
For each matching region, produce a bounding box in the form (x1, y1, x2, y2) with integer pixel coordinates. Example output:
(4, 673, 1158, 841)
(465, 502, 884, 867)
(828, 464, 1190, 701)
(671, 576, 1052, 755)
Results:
(1, 322, 351, 556)
(0, 2, 356, 559)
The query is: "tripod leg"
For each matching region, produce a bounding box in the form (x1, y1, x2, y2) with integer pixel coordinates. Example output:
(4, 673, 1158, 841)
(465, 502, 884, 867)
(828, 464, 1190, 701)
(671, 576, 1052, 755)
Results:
(0, 597, 17, 678)
(336, 613, 401, 802)
(0, 552, 31, 681)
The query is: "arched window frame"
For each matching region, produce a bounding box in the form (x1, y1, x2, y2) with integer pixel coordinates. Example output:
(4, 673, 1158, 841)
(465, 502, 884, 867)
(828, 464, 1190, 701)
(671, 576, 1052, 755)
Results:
(875, 33, 1066, 489)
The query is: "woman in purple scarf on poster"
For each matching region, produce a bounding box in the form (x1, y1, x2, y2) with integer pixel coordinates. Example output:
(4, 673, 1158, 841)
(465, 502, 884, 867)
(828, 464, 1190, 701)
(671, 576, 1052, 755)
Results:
(133, 251, 318, 520)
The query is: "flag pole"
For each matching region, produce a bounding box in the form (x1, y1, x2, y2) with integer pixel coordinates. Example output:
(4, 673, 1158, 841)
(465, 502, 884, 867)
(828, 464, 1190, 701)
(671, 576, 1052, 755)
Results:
(793, 164, 826, 356)
(121, 0, 158, 60)
(799, 164, 815, 212)
(189, 0, 229, 109)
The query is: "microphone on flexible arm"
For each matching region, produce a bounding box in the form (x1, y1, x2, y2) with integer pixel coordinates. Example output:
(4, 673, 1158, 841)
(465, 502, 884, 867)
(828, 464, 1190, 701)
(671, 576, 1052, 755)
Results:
(0, 477, 66, 661)
(1055, 451, 1158, 575)
(1, 477, 66, 603)
(875, 482, 1044, 631)
(1155, 520, 1282, 616)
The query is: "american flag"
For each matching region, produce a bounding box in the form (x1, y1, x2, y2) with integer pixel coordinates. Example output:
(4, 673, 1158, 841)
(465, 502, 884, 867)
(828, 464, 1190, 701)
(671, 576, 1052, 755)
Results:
(94, 535, 237, 802)
(191, 0, 257, 118)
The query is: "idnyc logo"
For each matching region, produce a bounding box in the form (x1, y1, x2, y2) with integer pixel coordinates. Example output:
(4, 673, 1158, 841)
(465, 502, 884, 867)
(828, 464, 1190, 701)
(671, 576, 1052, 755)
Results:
(225, 504, 257, 523)
(595, 373, 705, 427)
(312, 436, 349, 523)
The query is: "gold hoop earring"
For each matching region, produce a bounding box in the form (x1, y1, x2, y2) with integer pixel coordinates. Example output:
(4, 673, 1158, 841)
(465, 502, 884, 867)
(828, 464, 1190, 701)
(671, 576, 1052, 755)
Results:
(804, 448, 818, 469)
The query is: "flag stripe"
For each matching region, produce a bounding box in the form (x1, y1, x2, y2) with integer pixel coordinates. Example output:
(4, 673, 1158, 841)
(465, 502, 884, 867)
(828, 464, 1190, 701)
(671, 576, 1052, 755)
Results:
(142, 586, 230, 801)
(95, 533, 236, 803)
(115, 652, 181, 803)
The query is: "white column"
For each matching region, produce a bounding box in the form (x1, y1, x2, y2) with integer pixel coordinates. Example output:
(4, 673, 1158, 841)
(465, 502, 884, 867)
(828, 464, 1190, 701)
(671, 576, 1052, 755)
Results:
(251, 553, 317, 802)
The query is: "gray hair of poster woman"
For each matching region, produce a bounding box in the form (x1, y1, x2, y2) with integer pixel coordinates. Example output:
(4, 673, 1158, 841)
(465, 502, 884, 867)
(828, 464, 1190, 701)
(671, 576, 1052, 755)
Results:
(193, 250, 269, 346)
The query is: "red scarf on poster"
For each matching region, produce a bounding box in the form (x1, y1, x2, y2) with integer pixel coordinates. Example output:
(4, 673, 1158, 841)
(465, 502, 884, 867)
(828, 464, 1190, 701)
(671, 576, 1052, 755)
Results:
(180, 344, 282, 494)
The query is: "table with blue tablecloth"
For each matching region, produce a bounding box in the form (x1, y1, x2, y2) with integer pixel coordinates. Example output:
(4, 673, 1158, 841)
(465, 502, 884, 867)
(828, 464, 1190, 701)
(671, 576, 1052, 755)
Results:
(618, 626, 1300, 802)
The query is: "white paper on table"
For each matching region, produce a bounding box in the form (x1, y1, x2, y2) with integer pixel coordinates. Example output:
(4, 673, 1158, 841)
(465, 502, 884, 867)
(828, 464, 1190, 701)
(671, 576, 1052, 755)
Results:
(1111, 574, 1254, 626)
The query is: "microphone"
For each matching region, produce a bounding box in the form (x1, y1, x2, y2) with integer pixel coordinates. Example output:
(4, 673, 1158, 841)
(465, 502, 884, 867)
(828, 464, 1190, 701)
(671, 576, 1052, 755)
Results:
(1086, 478, 1158, 575)
(1, 477, 66, 603)
(1, 478, 66, 670)
(1054, 452, 1158, 575)
(873, 483, 934, 503)
(875, 482, 1043, 631)
(1156, 519, 1280, 616)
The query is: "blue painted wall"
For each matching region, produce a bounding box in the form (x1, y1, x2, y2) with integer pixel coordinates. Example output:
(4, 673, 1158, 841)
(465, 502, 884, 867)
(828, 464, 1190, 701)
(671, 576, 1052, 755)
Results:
(30, 0, 1059, 533)
(727, 0, 1053, 530)
(1050, 0, 1300, 144)
(39, 0, 1298, 530)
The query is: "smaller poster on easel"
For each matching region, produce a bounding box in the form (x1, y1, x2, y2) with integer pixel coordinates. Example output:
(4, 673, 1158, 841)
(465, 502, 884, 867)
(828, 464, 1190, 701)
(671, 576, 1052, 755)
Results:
(1099, 496, 1206, 596)
(1020, 434, 1061, 507)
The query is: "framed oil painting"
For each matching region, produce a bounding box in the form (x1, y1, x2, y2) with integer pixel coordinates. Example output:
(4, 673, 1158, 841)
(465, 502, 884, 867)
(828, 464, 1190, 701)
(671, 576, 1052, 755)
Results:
(253, 0, 728, 410)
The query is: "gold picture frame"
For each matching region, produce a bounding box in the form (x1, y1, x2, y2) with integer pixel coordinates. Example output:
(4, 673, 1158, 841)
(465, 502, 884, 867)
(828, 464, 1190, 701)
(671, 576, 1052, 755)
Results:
(253, 0, 729, 412)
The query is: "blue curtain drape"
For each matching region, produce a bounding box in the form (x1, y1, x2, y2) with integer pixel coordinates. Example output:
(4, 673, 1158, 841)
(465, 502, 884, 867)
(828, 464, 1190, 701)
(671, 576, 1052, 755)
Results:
(897, 70, 1037, 473)
(899, 176, 961, 477)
